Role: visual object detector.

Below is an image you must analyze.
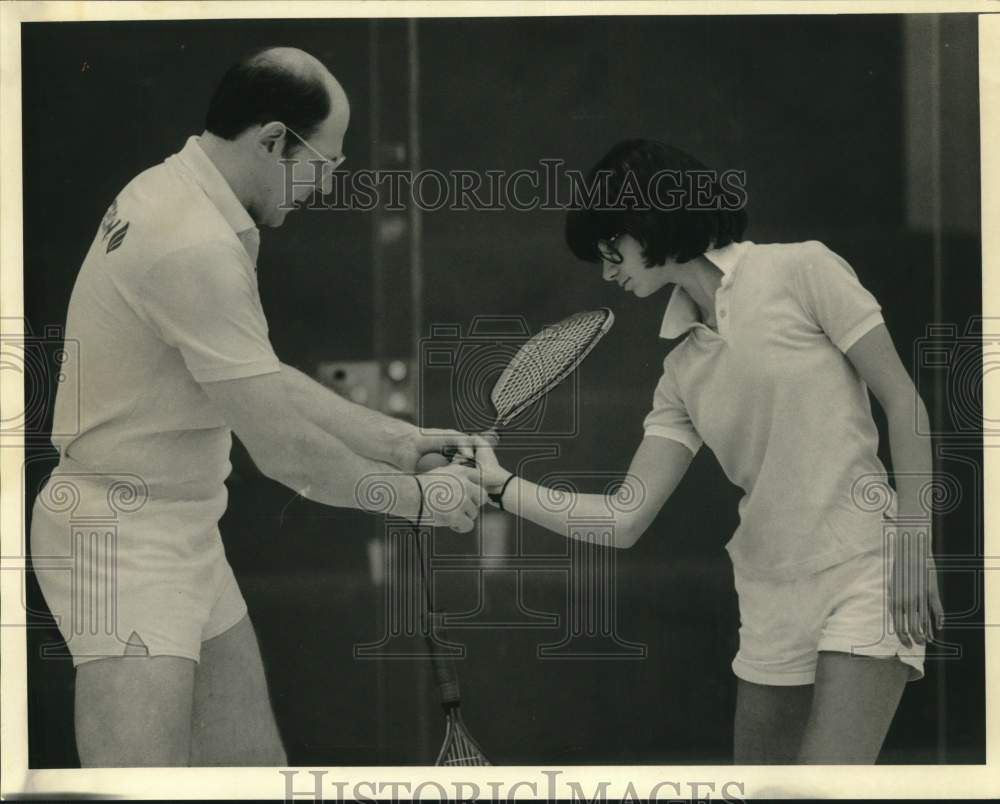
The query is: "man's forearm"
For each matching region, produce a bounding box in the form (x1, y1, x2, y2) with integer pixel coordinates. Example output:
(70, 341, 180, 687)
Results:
(261, 407, 419, 520)
(281, 363, 414, 466)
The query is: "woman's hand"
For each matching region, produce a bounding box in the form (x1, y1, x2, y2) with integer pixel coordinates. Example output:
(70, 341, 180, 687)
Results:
(845, 326, 943, 646)
(469, 435, 513, 495)
(888, 525, 945, 647)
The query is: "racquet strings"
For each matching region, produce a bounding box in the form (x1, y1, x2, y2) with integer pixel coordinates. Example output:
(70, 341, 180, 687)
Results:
(492, 308, 613, 426)
(438, 709, 490, 765)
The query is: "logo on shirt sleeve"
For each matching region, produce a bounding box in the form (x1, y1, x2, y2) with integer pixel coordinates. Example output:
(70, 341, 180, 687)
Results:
(100, 199, 131, 254)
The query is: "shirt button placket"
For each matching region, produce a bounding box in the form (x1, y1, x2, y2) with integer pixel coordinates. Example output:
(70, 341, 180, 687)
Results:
(716, 284, 729, 337)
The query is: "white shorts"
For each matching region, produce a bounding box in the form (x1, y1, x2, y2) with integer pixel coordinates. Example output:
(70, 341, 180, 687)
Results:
(31, 479, 247, 667)
(732, 547, 925, 686)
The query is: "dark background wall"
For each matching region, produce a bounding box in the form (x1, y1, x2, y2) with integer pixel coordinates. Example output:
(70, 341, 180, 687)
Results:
(22, 15, 983, 766)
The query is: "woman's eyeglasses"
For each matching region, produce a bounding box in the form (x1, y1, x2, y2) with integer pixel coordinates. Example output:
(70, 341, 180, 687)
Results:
(599, 233, 624, 265)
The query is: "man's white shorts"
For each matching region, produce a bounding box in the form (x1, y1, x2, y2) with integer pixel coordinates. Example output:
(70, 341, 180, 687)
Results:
(31, 489, 247, 668)
(731, 546, 925, 686)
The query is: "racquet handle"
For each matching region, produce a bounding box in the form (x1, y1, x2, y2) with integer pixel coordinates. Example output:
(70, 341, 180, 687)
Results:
(427, 611, 461, 706)
(415, 451, 454, 472)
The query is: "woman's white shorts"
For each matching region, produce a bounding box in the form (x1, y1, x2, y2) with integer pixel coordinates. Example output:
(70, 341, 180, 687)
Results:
(732, 547, 925, 686)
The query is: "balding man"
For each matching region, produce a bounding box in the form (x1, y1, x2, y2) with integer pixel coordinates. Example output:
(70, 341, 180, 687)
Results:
(31, 47, 483, 767)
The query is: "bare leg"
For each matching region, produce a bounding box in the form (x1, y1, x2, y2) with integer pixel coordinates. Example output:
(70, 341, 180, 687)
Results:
(190, 614, 287, 766)
(733, 679, 813, 764)
(796, 651, 909, 764)
(75, 655, 196, 767)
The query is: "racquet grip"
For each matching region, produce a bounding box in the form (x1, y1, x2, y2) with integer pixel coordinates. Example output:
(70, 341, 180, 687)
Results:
(414, 431, 498, 473)
(415, 449, 458, 472)
(428, 611, 461, 706)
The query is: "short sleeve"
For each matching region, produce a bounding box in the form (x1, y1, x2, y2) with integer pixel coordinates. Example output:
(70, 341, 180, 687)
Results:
(794, 243, 884, 353)
(643, 359, 703, 455)
(139, 239, 281, 382)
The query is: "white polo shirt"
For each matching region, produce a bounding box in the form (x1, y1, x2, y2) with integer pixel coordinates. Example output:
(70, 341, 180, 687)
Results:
(643, 240, 894, 581)
(49, 135, 280, 504)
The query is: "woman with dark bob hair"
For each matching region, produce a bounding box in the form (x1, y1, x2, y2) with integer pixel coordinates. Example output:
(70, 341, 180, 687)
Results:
(471, 139, 942, 763)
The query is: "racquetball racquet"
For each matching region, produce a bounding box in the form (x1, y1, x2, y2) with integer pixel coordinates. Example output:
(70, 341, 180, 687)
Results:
(415, 308, 615, 471)
(413, 529, 490, 765)
(411, 307, 615, 763)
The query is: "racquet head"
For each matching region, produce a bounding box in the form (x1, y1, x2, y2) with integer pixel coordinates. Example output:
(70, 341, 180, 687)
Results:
(490, 307, 614, 428)
(435, 706, 491, 766)
(423, 611, 491, 765)
(414, 308, 614, 473)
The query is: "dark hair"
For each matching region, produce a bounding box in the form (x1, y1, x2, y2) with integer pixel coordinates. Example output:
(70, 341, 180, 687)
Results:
(565, 139, 748, 266)
(205, 48, 331, 156)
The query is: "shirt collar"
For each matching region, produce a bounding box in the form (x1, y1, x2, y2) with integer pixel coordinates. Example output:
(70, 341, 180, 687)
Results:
(170, 135, 257, 238)
(659, 240, 753, 339)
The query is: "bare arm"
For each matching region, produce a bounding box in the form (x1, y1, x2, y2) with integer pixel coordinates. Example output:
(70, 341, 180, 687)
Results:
(281, 363, 411, 465)
(846, 324, 943, 644)
(474, 435, 695, 548)
(202, 371, 483, 532)
(281, 363, 475, 471)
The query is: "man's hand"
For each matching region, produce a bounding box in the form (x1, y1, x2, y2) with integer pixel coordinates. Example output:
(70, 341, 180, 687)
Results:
(417, 463, 485, 533)
(888, 525, 945, 648)
(391, 428, 477, 473)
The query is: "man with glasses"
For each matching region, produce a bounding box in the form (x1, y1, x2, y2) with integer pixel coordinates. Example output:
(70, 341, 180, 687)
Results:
(31, 46, 484, 766)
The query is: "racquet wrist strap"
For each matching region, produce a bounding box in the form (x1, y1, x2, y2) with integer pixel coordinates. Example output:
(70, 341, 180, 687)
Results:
(489, 473, 516, 511)
(412, 475, 424, 531)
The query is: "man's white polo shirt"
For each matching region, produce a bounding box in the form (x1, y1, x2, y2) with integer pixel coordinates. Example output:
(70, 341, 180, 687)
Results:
(30, 137, 279, 662)
(643, 240, 894, 581)
(49, 135, 280, 503)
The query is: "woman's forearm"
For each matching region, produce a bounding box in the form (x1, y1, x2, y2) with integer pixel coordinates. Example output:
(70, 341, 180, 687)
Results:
(498, 476, 645, 548)
(886, 395, 933, 525)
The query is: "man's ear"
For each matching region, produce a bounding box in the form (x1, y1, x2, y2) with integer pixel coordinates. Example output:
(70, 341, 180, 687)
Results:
(256, 121, 286, 155)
